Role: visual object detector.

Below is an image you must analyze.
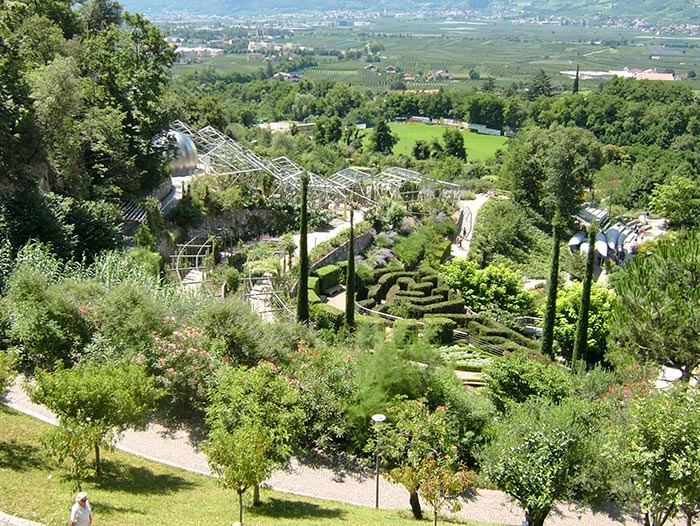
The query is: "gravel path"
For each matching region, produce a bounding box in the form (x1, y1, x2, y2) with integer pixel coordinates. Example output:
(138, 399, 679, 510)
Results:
(2, 378, 647, 526)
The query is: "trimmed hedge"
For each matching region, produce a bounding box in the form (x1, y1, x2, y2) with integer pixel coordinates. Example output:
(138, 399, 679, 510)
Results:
(431, 287, 450, 301)
(310, 302, 344, 331)
(308, 276, 320, 295)
(409, 298, 465, 316)
(423, 317, 456, 345)
(409, 281, 433, 295)
(392, 319, 421, 348)
(372, 264, 403, 284)
(424, 313, 483, 328)
(367, 284, 382, 303)
(420, 274, 439, 287)
(396, 276, 416, 291)
(337, 260, 348, 283)
(315, 264, 341, 293)
(387, 289, 426, 305)
(308, 289, 322, 304)
(479, 317, 540, 350)
(378, 271, 415, 298)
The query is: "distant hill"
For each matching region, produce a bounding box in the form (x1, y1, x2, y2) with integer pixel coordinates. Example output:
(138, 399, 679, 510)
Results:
(120, 0, 699, 25)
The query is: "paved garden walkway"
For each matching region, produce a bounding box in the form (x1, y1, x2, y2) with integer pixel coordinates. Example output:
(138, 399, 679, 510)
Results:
(2, 378, 647, 526)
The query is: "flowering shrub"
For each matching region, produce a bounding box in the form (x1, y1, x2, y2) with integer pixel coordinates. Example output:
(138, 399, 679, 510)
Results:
(147, 322, 220, 416)
(283, 342, 357, 448)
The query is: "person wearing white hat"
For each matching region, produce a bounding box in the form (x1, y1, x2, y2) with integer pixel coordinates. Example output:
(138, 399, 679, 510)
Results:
(70, 491, 92, 526)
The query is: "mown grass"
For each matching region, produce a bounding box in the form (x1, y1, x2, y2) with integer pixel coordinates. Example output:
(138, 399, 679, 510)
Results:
(0, 405, 506, 526)
(389, 122, 508, 162)
(362, 122, 508, 162)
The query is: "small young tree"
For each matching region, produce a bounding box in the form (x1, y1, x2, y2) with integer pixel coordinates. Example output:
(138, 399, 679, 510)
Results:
(418, 455, 474, 526)
(30, 362, 161, 481)
(379, 398, 472, 521)
(205, 363, 304, 524)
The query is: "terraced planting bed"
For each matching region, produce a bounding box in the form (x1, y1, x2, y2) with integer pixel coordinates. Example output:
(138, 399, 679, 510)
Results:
(438, 344, 496, 372)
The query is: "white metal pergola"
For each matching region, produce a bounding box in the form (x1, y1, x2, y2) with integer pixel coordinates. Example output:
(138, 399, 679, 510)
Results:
(170, 121, 461, 208)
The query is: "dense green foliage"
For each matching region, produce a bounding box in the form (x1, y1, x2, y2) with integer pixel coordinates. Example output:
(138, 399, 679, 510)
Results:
(440, 258, 534, 317)
(480, 397, 612, 526)
(30, 361, 161, 486)
(611, 230, 700, 382)
(205, 362, 305, 523)
(4, 2, 700, 523)
(617, 386, 700, 526)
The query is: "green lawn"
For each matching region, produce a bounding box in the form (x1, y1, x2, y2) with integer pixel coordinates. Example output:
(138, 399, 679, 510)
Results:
(371, 122, 509, 162)
(0, 406, 506, 526)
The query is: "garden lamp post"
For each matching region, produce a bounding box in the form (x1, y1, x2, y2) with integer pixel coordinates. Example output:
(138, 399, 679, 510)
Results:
(371, 413, 386, 508)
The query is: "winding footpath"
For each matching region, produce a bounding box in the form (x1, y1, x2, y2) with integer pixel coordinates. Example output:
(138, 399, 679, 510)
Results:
(0, 196, 650, 526)
(3, 377, 645, 526)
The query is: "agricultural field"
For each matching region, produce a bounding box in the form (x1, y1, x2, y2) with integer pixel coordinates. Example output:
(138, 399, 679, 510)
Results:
(372, 122, 509, 162)
(169, 18, 700, 91)
(172, 53, 266, 75)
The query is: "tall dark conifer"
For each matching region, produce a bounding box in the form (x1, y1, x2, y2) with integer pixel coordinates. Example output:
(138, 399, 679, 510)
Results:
(573, 223, 596, 367)
(572, 64, 580, 94)
(541, 218, 562, 358)
(296, 173, 309, 324)
(345, 207, 355, 329)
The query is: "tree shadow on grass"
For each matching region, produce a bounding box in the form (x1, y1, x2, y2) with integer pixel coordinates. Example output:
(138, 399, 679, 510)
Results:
(253, 497, 347, 521)
(93, 459, 195, 495)
(90, 502, 144, 518)
(0, 439, 45, 471)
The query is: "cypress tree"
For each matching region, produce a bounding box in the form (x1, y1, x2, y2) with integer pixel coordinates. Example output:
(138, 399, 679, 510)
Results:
(296, 173, 309, 324)
(541, 218, 562, 358)
(345, 207, 355, 329)
(573, 223, 596, 367)
(572, 64, 580, 94)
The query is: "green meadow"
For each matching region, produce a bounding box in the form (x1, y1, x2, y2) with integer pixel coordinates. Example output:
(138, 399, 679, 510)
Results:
(384, 122, 509, 162)
(0, 406, 506, 526)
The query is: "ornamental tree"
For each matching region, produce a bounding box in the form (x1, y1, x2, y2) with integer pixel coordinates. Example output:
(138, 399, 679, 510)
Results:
(619, 386, 700, 526)
(30, 362, 161, 479)
(482, 351, 573, 413)
(480, 397, 610, 526)
(378, 397, 473, 522)
(205, 362, 304, 523)
(296, 173, 309, 324)
(440, 258, 534, 316)
(552, 280, 614, 366)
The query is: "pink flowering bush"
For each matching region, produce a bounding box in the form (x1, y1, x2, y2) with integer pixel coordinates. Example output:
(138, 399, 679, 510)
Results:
(145, 321, 221, 416)
(284, 342, 357, 448)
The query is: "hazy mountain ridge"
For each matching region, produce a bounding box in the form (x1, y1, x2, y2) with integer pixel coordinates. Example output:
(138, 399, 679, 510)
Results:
(121, 0, 696, 25)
